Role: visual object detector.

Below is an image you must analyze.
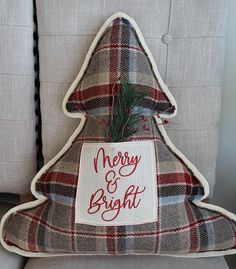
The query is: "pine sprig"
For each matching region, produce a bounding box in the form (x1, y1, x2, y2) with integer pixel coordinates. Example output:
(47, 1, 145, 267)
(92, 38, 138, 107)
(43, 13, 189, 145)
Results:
(105, 81, 145, 142)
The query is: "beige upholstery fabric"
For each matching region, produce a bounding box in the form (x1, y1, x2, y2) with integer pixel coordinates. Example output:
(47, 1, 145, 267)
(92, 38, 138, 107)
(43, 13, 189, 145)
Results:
(36, 0, 226, 195)
(0, 203, 25, 269)
(0, 0, 36, 194)
(25, 255, 229, 269)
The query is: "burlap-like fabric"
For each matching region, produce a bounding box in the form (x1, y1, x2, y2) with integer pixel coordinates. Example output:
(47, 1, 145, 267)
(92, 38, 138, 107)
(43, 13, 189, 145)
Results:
(2, 15, 236, 256)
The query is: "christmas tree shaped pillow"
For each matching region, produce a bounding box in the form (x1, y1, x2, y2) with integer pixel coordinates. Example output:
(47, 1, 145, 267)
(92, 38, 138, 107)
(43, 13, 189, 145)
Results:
(1, 13, 236, 257)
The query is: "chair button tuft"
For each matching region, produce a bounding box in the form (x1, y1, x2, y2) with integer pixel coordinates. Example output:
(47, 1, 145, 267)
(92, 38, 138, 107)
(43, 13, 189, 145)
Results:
(162, 34, 172, 44)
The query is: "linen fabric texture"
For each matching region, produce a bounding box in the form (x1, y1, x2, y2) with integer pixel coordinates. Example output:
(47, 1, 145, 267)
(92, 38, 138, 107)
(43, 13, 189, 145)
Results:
(74, 141, 158, 226)
(0, 0, 36, 194)
(24, 255, 229, 269)
(1, 13, 236, 257)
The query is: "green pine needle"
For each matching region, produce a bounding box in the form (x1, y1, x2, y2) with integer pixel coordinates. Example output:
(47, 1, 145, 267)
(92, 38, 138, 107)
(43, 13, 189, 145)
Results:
(105, 81, 146, 142)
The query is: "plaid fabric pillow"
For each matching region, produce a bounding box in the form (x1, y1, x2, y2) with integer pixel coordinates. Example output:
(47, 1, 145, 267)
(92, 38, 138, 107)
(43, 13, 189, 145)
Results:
(1, 13, 236, 257)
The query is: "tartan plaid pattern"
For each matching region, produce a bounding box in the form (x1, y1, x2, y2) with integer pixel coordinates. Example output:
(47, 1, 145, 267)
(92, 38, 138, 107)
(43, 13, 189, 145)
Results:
(2, 15, 236, 255)
(3, 117, 236, 254)
(66, 17, 175, 116)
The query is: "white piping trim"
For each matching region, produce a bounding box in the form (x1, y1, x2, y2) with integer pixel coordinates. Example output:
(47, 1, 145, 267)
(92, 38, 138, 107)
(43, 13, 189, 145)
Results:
(1, 12, 235, 257)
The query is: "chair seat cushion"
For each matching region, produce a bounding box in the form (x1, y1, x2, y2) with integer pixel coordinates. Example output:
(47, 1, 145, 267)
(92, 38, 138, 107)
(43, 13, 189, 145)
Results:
(25, 256, 229, 269)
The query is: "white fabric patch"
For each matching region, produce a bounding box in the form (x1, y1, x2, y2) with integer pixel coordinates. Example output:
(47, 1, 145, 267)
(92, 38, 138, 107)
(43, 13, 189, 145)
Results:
(75, 141, 157, 226)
